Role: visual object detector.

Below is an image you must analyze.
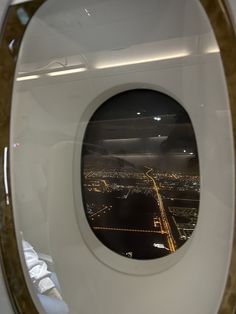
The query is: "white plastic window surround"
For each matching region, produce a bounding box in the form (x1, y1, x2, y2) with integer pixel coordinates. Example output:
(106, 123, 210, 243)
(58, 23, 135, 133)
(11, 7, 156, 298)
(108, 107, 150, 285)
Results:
(7, 0, 235, 314)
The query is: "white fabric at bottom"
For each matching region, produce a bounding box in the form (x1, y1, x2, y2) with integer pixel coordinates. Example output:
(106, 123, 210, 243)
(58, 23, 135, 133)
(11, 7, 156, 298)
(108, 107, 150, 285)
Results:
(22, 240, 55, 294)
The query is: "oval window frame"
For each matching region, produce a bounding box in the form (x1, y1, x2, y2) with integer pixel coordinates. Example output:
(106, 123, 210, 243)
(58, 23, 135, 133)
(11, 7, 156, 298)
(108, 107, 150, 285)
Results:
(0, 0, 235, 313)
(73, 84, 200, 274)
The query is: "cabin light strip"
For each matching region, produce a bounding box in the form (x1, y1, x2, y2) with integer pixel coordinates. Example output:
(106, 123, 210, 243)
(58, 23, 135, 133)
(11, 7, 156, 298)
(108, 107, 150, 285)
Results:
(16, 46, 219, 81)
(11, 0, 33, 4)
(205, 47, 220, 54)
(47, 67, 87, 76)
(16, 67, 87, 81)
(95, 51, 190, 69)
(16, 74, 40, 81)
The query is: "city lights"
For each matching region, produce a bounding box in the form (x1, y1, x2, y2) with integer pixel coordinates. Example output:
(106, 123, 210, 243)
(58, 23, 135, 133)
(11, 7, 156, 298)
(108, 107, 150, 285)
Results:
(83, 165, 200, 259)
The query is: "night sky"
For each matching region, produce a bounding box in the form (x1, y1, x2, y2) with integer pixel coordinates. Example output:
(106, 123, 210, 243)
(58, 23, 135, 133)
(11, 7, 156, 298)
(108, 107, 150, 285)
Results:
(90, 89, 190, 123)
(82, 89, 199, 174)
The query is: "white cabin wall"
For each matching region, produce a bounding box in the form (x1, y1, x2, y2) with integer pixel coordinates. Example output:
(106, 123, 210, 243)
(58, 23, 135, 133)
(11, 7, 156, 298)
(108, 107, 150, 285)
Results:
(0, 0, 235, 313)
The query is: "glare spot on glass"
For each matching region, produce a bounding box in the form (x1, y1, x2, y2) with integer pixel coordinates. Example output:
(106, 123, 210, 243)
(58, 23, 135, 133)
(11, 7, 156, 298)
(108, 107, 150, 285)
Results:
(153, 243, 169, 250)
(17, 7, 29, 25)
(8, 39, 15, 52)
(84, 8, 91, 16)
(153, 243, 163, 248)
(3, 147, 9, 205)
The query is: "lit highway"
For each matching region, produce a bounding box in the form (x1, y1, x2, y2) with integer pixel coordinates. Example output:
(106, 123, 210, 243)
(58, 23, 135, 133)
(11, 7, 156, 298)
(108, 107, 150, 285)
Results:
(144, 166, 176, 252)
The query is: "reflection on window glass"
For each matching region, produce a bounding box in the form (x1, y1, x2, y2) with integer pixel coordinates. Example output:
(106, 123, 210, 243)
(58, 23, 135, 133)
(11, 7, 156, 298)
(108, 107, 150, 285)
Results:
(82, 89, 200, 260)
(22, 238, 69, 314)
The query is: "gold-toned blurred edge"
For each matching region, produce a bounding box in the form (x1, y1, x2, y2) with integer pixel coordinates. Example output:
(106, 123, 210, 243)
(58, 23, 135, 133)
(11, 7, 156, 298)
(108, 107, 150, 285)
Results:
(0, 1, 46, 313)
(0, 0, 235, 313)
(199, 1, 236, 313)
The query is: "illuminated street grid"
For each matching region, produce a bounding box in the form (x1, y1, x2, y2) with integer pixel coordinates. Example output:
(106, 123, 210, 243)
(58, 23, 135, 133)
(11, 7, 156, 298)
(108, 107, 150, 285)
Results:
(83, 165, 200, 259)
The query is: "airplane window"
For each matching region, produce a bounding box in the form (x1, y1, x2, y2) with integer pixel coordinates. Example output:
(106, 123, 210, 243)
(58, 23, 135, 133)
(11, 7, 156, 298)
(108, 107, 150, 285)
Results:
(1, 0, 234, 312)
(81, 89, 200, 259)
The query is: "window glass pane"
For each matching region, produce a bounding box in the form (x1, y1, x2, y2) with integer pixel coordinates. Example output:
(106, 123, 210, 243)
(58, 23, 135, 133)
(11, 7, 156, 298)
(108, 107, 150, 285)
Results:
(82, 89, 200, 259)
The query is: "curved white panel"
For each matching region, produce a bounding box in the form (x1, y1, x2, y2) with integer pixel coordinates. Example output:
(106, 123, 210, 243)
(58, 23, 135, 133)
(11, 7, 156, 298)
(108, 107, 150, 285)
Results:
(9, 0, 234, 314)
